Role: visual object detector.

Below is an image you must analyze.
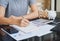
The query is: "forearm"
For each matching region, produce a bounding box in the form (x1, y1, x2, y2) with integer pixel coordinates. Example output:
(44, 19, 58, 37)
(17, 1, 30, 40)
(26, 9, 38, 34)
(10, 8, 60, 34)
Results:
(0, 17, 18, 25)
(23, 11, 38, 20)
(0, 6, 19, 25)
(22, 5, 38, 20)
(0, 17, 10, 25)
(12, 11, 38, 20)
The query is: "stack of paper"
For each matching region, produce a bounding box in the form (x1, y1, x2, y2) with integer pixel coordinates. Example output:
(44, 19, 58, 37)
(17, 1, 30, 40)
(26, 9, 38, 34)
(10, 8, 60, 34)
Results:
(10, 22, 40, 33)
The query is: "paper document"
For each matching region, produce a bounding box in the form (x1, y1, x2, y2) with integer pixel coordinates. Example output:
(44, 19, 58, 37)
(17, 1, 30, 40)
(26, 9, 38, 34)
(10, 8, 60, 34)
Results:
(31, 19, 53, 27)
(10, 22, 40, 33)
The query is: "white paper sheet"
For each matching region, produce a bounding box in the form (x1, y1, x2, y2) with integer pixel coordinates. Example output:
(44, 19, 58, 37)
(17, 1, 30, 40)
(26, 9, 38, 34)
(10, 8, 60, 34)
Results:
(36, 25, 55, 37)
(31, 19, 53, 27)
(10, 22, 40, 33)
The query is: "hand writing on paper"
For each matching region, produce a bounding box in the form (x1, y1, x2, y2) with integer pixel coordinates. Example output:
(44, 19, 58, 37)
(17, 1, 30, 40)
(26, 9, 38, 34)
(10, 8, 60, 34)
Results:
(9, 16, 29, 27)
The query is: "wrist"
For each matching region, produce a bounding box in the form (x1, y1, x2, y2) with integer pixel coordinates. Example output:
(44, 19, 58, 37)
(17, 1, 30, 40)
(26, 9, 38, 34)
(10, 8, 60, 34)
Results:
(8, 18, 18, 25)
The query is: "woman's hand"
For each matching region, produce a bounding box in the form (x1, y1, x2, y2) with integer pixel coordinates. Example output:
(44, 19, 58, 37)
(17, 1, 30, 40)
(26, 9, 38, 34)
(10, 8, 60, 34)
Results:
(20, 18, 29, 27)
(42, 10, 48, 18)
(39, 10, 48, 19)
(9, 16, 21, 26)
(10, 16, 29, 27)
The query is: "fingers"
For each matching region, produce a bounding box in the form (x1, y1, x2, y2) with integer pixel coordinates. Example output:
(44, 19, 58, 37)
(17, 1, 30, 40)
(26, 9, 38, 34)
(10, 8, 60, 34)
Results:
(20, 19, 29, 27)
(39, 11, 43, 18)
(22, 18, 29, 23)
(43, 11, 48, 18)
(39, 11, 48, 18)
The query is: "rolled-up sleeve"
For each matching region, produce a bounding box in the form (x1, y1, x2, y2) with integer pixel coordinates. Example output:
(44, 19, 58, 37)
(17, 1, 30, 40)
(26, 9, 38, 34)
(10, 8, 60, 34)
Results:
(29, 0, 36, 6)
(0, 0, 8, 8)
